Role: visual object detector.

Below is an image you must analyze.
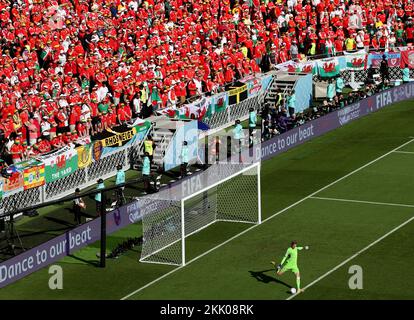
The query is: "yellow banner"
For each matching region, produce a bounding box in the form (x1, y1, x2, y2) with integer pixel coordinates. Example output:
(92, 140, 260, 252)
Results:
(228, 85, 247, 96)
(228, 85, 247, 104)
(77, 145, 92, 169)
(23, 165, 45, 190)
(101, 127, 137, 147)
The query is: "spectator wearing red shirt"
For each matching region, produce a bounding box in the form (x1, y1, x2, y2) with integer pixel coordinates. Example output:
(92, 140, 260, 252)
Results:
(1, 0, 414, 165)
(10, 140, 24, 164)
(50, 133, 64, 150)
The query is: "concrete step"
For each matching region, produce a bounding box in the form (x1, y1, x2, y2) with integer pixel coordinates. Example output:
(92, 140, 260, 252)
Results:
(274, 84, 295, 89)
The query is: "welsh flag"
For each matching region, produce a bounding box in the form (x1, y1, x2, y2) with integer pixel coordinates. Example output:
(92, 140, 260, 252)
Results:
(317, 57, 340, 78)
(158, 107, 178, 118)
(286, 61, 317, 74)
(400, 50, 414, 68)
(205, 92, 228, 119)
(345, 51, 367, 70)
(184, 97, 209, 120)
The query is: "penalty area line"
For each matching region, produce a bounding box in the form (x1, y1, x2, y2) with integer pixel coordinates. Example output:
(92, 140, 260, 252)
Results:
(120, 138, 414, 300)
(287, 215, 414, 300)
(310, 196, 414, 208)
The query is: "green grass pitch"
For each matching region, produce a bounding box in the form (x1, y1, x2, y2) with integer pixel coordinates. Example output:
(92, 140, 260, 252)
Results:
(1, 99, 414, 300)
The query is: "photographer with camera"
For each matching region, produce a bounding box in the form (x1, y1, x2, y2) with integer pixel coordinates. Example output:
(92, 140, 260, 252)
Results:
(73, 188, 86, 225)
(380, 55, 390, 84)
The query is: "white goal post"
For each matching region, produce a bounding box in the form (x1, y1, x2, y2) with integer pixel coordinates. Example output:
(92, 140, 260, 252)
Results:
(139, 162, 262, 266)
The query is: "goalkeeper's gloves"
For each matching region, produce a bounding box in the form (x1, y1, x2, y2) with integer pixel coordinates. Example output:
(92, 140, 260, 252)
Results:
(277, 264, 282, 271)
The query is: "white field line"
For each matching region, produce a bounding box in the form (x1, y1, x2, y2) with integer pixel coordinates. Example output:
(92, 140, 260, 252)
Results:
(310, 196, 414, 208)
(120, 138, 414, 300)
(393, 150, 414, 154)
(287, 215, 414, 300)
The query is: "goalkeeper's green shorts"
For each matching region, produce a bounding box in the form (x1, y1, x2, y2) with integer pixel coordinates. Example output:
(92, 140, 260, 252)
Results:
(280, 264, 300, 274)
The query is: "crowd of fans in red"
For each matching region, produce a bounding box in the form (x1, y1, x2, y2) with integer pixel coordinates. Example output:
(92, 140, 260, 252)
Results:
(0, 0, 413, 165)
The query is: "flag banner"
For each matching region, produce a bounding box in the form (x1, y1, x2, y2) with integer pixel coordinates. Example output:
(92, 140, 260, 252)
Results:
(344, 51, 367, 70)
(130, 117, 147, 127)
(367, 52, 401, 67)
(100, 121, 151, 156)
(317, 57, 340, 78)
(92, 140, 103, 162)
(76, 144, 92, 169)
(276, 60, 317, 74)
(2, 159, 40, 193)
(134, 120, 151, 134)
(240, 75, 264, 97)
(274, 59, 294, 71)
(227, 82, 248, 105)
(239, 74, 272, 98)
(210, 92, 228, 114)
(157, 107, 179, 118)
(205, 91, 229, 120)
(94, 121, 150, 148)
(400, 50, 414, 68)
(40, 146, 78, 182)
(100, 126, 137, 147)
(261, 74, 273, 91)
(183, 96, 210, 120)
(23, 164, 45, 190)
(397, 46, 413, 52)
(2, 170, 24, 194)
(161, 97, 210, 120)
(287, 61, 317, 74)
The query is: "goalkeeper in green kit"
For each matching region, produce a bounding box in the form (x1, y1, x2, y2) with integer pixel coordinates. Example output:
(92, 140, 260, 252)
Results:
(271, 241, 309, 293)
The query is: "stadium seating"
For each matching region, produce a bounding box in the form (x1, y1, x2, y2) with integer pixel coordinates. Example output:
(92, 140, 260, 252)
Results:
(0, 0, 413, 164)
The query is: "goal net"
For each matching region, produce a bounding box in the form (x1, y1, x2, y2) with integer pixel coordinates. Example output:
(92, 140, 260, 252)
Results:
(139, 162, 261, 266)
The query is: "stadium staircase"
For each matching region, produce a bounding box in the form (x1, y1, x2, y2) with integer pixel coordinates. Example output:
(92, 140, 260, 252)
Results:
(151, 127, 175, 168)
(133, 115, 177, 170)
(263, 72, 298, 107)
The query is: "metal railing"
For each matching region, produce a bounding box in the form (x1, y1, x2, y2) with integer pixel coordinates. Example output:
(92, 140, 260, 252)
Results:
(0, 127, 151, 214)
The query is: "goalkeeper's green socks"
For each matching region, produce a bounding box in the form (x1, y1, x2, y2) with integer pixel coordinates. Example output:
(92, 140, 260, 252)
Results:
(296, 277, 301, 291)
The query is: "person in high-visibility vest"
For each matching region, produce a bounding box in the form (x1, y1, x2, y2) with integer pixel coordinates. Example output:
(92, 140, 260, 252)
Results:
(143, 135, 155, 163)
(308, 41, 316, 56)
(345, 36, 356, 52)
(275, 88, 283, 109)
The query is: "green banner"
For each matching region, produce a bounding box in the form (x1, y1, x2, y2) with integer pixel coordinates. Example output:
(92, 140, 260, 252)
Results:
(40, 146, 79, 182)
(205, 92, 228, 119)
(317, 58, 340, 78)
